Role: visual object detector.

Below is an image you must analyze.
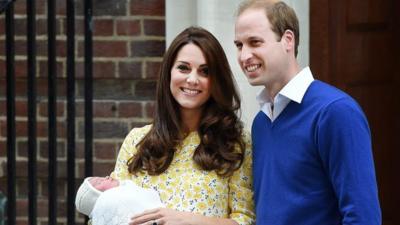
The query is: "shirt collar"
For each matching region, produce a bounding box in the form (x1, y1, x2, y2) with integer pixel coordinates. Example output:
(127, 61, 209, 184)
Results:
(280, 66, 314, 103)
(256, 66, 314, 106)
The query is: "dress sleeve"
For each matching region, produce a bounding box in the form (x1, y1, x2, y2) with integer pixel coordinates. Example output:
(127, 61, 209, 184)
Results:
(228, 131, 256, 225)
(317, 98, 381, 225)
(110, 126, 150, 180)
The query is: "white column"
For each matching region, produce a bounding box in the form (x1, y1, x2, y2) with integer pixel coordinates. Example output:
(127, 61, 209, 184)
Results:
(165, 0, 197, 47)
(166, 0, 309, 129)
(283, 0, 309, 68)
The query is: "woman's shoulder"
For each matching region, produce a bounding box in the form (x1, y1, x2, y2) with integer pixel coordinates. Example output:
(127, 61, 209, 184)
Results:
(125, 124, 152, 145)
(241, 129, 251, 141)
(239, 129, 252, 157)
(129, 124, 152, 135)
(241, 128, 251, 144)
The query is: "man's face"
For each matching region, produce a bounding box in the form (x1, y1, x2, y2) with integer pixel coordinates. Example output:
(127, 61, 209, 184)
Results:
(234, 8, 288, 87)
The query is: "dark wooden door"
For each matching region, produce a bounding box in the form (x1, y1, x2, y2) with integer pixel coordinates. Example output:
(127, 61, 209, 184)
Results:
(310, 0, 400, 224)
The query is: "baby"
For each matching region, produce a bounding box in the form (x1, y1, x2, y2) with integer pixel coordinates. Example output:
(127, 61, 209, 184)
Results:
(75, 176, 164, 225)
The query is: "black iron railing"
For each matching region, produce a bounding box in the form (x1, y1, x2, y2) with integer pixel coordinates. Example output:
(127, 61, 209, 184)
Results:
(66, 0, 76, 224)
(0, 0, 14, 14)
(5, 2, 16, 225)
(2, 1, 94, 224)
(27, 0, 38, 224)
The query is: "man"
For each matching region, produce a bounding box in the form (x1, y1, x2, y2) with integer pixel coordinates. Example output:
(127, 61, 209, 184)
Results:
(234, 0, 381, 224)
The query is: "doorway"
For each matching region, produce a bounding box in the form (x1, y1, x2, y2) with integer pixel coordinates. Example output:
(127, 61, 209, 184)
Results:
(310, 0, 400, 224)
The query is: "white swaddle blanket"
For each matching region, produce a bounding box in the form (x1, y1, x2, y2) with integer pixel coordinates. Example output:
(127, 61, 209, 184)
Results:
(90, 180, 164, 225)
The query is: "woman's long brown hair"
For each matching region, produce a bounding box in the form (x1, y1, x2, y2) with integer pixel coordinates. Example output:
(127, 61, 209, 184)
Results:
(127, 27, 245, 177)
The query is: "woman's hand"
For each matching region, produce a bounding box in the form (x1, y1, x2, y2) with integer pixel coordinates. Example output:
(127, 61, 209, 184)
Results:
(129, 207, 239, 225)
(129, 208, 195, 225)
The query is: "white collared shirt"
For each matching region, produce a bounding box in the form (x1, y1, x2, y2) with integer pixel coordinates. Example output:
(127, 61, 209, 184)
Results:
(256, 66, 315, 122)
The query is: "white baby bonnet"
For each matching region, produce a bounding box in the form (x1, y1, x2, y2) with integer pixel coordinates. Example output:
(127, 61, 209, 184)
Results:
(91, 180, 165, 225)
(75, 177, 103, 216)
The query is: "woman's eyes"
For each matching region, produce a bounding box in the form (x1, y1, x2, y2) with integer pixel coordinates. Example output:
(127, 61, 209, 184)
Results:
(199, 67, 209, 76)
(176, 65, 209, 76)
(177, 65, 190, 72)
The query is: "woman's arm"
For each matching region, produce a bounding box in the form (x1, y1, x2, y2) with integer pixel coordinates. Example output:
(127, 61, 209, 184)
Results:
(129, 208, 239, 225)
(227, 131, 255, 224)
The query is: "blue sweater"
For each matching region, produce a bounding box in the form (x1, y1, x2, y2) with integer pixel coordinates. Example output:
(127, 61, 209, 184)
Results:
(252, 80, 381, 225)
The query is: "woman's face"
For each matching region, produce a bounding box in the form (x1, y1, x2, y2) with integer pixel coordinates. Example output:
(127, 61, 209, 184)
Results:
(170, 43, 211, 115)
(89, 176, 119, 192)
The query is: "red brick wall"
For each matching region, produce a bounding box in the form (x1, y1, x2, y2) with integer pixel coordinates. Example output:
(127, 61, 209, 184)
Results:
(0, 0, 165, 224)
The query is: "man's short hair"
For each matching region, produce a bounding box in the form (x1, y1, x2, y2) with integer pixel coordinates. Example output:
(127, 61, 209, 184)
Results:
(237, 0, 300, 57)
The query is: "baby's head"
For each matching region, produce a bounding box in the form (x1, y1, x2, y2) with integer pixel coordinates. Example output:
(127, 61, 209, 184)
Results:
(89, 176, 119, 191)
(75, 176, 119, 216)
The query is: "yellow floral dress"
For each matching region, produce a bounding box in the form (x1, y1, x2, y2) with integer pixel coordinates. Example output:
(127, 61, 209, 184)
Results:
(110, 125, 255, 225)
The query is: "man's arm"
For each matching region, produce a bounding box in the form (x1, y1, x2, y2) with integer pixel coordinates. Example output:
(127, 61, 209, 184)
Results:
(317, 98, 381, 225)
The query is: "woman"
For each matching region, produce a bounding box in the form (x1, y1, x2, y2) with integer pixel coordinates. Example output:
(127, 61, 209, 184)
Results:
(111, 27, 254, 225)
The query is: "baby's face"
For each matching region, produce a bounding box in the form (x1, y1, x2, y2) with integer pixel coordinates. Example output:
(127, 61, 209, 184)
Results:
(89, 176, 119, 191)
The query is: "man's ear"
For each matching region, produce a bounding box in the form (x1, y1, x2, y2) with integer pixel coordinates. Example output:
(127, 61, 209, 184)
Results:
(282, 29, 295, 53)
